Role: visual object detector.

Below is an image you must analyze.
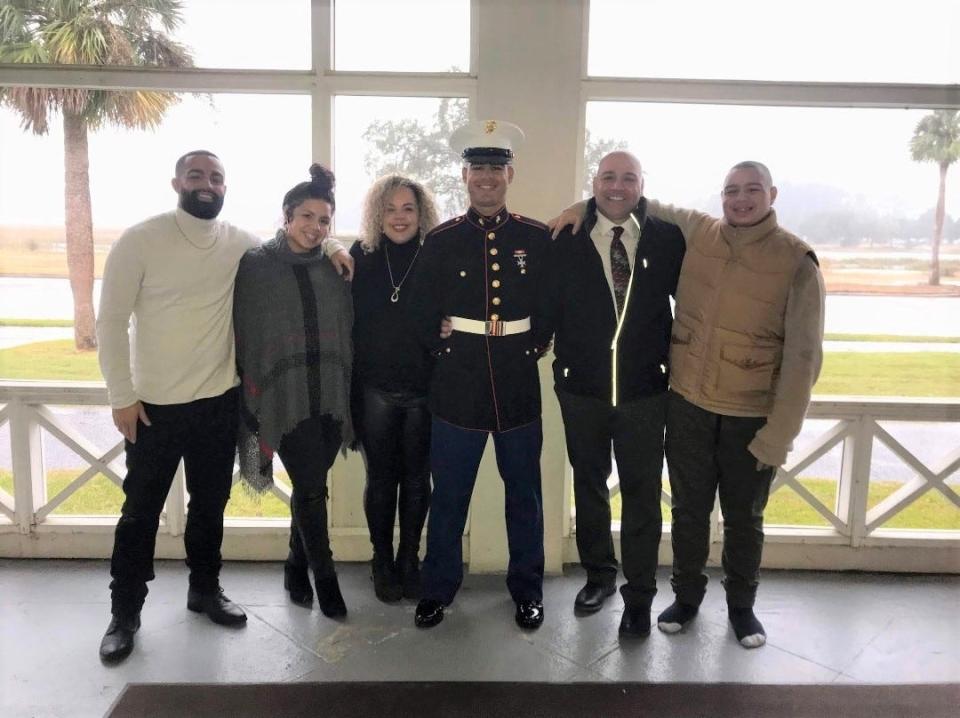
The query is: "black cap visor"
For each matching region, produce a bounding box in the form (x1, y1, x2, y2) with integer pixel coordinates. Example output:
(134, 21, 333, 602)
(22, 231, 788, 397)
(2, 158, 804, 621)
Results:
(462, 147, 514, 165)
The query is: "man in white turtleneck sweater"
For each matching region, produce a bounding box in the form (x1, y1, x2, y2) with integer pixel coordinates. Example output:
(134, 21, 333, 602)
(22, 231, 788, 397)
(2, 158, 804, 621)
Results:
(96, 150, 351, 663)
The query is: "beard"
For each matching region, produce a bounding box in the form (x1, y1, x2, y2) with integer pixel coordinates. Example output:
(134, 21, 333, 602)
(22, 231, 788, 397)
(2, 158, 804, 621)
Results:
(179, 189, 224, 220)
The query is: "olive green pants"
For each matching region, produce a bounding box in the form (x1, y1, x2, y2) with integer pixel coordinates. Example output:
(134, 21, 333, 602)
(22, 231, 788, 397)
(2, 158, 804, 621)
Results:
(665, 391, 775, 609)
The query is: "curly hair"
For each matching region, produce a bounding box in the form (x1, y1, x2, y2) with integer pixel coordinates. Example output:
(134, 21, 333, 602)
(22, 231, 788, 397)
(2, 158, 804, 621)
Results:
(282, 163, 335, 222)
(358, 174, 440, 253)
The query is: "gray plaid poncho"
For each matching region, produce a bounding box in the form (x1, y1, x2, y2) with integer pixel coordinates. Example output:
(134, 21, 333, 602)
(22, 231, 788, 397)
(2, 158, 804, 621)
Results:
(233, 232, 354, 492)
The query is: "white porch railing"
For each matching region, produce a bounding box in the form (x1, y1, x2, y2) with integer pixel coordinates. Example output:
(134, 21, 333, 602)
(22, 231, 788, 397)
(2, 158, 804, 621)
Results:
(1, 381, 958, 572)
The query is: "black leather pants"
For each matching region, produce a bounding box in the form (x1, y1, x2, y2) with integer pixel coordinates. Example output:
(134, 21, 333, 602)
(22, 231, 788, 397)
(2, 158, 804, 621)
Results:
(358, 386, 431, 562)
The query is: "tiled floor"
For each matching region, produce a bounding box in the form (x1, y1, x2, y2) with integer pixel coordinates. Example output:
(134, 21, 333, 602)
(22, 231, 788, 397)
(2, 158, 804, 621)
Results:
(1, 559, 957, 717)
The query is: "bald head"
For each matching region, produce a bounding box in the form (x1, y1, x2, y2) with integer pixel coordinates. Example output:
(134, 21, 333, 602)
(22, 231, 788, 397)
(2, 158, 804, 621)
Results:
(727, 160, 773, 189)
(593, 151, 644, 223)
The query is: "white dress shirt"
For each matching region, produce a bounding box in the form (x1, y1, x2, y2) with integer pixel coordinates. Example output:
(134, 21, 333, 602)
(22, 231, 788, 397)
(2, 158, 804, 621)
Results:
(589, 211, 641, 315)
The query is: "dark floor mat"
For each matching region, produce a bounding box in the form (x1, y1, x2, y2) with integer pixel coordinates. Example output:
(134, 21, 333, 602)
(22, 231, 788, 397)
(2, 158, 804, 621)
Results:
(107, 680, 960, 718)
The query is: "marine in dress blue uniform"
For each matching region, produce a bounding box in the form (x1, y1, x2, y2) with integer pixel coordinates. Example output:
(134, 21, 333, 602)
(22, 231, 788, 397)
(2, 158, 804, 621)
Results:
(410, 120, 551, 630)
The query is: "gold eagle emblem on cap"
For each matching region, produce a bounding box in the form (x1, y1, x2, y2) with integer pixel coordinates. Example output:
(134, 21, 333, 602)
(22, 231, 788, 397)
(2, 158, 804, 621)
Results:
(484, 120, 497, 134)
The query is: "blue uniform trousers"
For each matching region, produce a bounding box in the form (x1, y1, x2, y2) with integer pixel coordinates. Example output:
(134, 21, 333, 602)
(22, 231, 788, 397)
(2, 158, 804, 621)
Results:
(421, 417, 544, 605)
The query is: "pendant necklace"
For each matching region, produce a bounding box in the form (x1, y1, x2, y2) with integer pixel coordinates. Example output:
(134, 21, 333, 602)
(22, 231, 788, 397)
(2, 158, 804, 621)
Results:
(385, 239, 422, 303)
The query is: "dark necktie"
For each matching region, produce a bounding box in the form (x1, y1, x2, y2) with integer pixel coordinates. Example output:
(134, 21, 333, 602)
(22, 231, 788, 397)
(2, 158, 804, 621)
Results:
(610, 225, 630, 315)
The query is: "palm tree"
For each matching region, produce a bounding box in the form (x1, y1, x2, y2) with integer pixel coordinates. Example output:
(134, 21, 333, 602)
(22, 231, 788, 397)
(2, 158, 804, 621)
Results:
(910, 109, 960, 286)
(0, 1, 193, 349)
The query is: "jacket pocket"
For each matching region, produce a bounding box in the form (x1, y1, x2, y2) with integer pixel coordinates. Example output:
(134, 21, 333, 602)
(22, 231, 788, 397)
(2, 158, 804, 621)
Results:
(668, 317, 694, 388)
(718, 344, 779, 393)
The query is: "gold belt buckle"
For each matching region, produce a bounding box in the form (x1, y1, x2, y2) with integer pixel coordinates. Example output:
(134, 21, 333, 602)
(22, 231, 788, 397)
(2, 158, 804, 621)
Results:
(485, 319, 504, 336)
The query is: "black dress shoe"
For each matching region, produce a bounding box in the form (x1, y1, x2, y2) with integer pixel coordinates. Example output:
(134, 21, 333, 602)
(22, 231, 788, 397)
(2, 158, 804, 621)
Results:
(574, 582, 616, 613)
(414, 599, 445, 628)
(619, 606, 651, 637)
(515, 600, 544, 629)
(284, 564, 313, 606)
(316, 575, 348, 618)
(187, 587, 247, 626)
(99, 613, 140, 663)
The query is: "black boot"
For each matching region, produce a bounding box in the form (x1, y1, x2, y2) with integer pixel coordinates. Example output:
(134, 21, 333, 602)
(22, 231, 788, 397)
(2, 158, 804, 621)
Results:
(371, 554, 402, 603)
(396, 549, 422, 600)
(99, 612, 141, 663)
(316, 573, 347, 618)
(284, 563, 313, 606)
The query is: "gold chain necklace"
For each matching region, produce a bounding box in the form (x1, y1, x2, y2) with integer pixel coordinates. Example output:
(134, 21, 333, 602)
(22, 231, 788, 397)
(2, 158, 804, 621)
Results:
(174, 215, 220, 250)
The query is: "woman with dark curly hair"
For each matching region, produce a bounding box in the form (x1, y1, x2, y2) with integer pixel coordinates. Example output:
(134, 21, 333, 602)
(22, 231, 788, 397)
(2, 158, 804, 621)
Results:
(351, 175, 440, 602)
(233, 164, 354, 618)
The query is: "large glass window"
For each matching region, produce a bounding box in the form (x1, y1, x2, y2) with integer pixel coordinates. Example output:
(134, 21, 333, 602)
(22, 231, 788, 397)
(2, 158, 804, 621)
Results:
(588, 0, 959, 83)
(2, 93, 310, 236)
(333, 95, 469, 235)
(178, 0, 310, 70)
(0, 92, 310, 370)
(585, 102, 957, 299)
(0, 1, 310, 71)
(334, 0, 470, 72)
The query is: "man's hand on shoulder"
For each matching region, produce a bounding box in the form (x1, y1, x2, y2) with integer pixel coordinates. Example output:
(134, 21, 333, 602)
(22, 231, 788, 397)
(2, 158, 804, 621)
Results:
(547, 201, 588, 239)
(330, 248, 354, 281)
(113, 402, 151, 443)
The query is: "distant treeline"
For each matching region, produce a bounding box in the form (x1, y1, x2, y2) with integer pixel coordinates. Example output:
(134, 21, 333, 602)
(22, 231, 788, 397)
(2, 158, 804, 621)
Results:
(767, 182, 959, 247)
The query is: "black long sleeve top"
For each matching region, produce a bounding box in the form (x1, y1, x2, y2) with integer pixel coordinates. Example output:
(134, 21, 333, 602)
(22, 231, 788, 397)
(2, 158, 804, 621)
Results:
(350, 237, 433, 395)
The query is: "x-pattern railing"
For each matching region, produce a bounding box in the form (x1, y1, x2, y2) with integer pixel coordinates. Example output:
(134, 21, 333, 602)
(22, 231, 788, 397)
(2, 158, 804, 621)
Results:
(2, 384, 958, 548)
(30, 404, 125, 521)
(595, 397, 959, 542)
(0, 384, 295, 534)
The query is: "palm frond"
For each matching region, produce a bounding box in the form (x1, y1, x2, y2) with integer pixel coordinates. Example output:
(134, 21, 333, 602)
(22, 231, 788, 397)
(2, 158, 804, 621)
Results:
(910, 110, 960, 166)
(2, 0, 195, 133)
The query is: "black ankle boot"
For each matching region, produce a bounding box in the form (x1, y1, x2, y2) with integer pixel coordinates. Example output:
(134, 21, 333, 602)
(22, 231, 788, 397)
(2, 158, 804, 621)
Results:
(371, 554, 402, 602)
(396, 551, 421, 600)
(315, 574, 347, 618)
(284, 563, 313, 605)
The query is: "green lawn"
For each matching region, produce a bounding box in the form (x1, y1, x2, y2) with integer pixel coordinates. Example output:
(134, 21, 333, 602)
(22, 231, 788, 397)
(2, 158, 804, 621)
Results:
(815, 352, 960, 396)
(603, 477, 958, 530)
(5, 471, 954, 529)
(824, 333, 959, 343)
(0, 340, 102, 380)
(2, 340, 960, 397)
(0, 470, 290, 519)
(0, 318, 74, 327)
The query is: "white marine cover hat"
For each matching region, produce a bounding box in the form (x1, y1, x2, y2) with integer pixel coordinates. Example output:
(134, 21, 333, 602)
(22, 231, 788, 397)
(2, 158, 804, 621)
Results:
(450, 119, 525, 165)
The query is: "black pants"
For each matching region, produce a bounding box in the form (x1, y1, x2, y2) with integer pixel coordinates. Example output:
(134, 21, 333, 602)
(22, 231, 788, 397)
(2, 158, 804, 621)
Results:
(558, 389, 666, 608)
(277, 415, 343, 580)
(109, 387, 239, 614)
(358, 385, 431, 561)
(664, 391, 775, 609)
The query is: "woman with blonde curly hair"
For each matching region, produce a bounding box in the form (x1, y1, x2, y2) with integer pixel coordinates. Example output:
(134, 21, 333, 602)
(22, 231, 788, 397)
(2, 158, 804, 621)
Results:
(350, 175, 440, 602)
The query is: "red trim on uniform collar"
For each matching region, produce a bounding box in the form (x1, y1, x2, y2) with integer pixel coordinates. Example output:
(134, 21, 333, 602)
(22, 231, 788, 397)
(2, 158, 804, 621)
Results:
(466, 206, 510, 231)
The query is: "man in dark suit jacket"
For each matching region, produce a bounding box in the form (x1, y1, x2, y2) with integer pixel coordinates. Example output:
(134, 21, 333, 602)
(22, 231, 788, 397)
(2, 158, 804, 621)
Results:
(535, 151, 685, 637)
